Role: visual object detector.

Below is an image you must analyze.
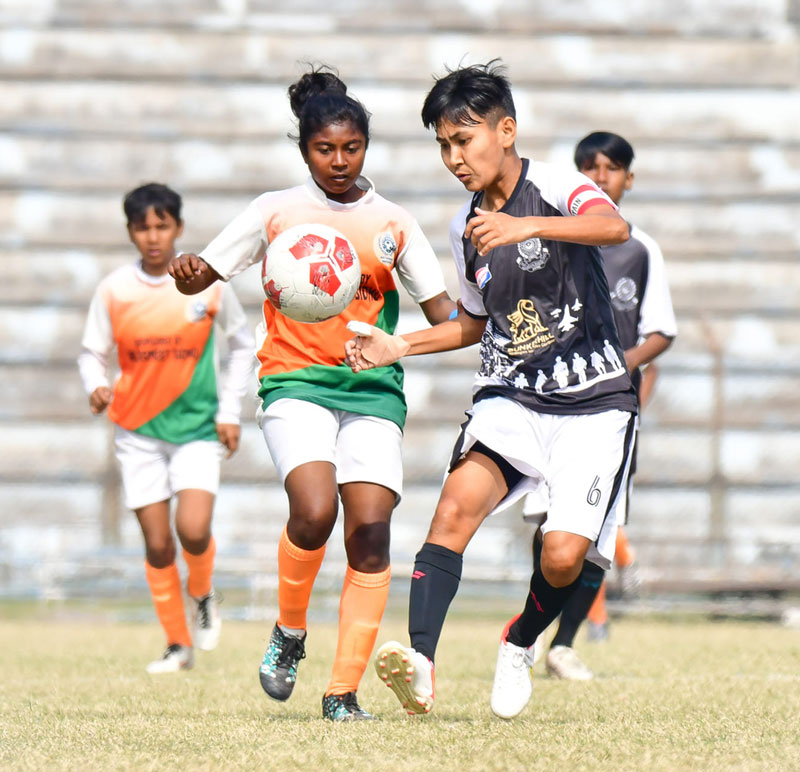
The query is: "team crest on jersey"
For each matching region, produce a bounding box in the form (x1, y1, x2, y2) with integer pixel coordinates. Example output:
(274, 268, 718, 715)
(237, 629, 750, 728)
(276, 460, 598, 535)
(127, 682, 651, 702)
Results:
(610, 276, 639, 311)
(516, 237, 550, 272)
(475, 264, 492, 289)
(186, 299, 208, 322)
(506, 298, 555, 356)
(374, 231, 397, 266)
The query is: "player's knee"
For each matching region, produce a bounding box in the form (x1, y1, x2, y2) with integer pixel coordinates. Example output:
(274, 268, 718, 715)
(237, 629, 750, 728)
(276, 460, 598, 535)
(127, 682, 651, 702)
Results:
(344, 521, 390, 572)
(429, 496, 474, 537)
(541, 546, 584, 587)
(178, 531, 211, 555)
(145, 538, 176, 568)
(286, 501, 338, 550)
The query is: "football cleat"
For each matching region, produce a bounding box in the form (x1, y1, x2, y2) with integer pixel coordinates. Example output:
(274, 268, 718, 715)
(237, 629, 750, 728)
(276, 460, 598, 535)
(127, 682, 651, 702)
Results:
(546, 645, 594, 680)
(146, 643, 194, 674)
(322, 691, 375, 721)
(259, 624, 306, 701)
(374, 641, 434, 715)
(190, 589, 221, 651)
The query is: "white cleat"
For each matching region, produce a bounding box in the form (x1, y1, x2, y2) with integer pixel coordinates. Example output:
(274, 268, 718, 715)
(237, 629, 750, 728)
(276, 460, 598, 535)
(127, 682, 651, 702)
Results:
(546, 645, 594, 680)
(191, 590, 221, 651)
(526, 632, 546, 666)
(146, 643, 194, 674)
(374, 641, 434, 715)
(491, 637, 533, 719)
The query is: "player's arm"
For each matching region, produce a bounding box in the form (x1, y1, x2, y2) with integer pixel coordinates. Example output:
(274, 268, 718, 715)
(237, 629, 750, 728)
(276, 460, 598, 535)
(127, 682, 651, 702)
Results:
(419, 291, 458, 325)
(624, 331, 673, 373)
(170, 200, 269, 295)
(638, 361, 659, 411)
(345, 310, 486, 372)
(213, 285, 255, 458)
(78, 289, 115, 414)
(466, 203, 628, 256)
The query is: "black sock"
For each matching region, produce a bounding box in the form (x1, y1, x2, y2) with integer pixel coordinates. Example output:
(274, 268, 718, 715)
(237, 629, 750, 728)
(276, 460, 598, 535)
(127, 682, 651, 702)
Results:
(507, 566, 582, 648)
(408, 542, 462, 663)
(551, 560, 605, 648)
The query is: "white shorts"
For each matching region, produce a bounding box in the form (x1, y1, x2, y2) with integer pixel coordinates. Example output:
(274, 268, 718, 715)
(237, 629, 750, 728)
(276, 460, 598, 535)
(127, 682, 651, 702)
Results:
(114, 427, 223, 510)
(261, 398, 403, 502)
(450, 397, 635, 570)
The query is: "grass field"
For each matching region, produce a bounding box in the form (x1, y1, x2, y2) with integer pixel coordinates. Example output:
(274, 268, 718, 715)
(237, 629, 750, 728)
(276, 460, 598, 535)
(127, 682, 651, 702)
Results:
(2, 601, 800, 772)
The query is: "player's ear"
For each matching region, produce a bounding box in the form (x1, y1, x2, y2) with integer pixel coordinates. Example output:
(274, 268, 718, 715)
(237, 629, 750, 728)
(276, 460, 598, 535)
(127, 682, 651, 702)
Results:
(625, 170, 634, 191)
(499, 115, 517, 149)
(176, 219, 184, 239)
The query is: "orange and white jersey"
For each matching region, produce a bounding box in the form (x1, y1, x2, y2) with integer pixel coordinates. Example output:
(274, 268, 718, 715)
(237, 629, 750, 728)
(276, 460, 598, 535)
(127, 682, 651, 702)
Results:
(200, 176, 447, 429)
(79, 262, 253, 444)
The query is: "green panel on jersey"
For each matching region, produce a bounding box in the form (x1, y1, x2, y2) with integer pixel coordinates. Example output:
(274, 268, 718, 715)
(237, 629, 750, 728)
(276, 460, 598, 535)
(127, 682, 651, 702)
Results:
(258, 362, 407, 429)
(258, 289, 407, 428)
(135, 333, 219, 444)
(374, 289, 399, 335)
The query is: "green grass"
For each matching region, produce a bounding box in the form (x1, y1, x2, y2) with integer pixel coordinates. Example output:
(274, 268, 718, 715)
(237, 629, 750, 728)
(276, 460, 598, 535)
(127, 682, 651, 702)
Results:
(2, 603, 800, 772)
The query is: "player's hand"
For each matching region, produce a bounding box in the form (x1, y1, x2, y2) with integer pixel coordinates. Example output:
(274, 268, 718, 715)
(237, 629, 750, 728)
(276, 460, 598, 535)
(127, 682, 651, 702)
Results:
(465, 207, 536, 256)
(216, 423, 240, 458)
(169, 252, 208, 281)
(89, 386, 112, 415)
(344, 321, 410, 372)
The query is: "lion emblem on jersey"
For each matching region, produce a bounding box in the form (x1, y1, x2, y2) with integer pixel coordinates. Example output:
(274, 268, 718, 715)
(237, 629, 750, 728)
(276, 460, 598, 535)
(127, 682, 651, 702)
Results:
(374, 231, 397, 266)
(610, 276, 639, 312)
(185, 299, 208, 322)
(516, 237, 550, 272)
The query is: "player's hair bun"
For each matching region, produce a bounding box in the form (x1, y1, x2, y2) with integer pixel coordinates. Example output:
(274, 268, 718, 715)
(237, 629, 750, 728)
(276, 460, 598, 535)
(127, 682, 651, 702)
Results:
(288, 67, 348, 119)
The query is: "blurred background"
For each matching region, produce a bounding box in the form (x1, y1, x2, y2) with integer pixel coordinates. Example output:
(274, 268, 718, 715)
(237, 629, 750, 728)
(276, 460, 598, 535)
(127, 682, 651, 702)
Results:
(1, 0, 799, 621)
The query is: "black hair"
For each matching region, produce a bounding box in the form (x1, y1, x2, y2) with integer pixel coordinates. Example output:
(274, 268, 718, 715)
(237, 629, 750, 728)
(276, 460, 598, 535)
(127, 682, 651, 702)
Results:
(421, 59, 516, 130)
(574, 132, 635, 171)
(123, 182, 182, 226)
(287, 65, 370, 152)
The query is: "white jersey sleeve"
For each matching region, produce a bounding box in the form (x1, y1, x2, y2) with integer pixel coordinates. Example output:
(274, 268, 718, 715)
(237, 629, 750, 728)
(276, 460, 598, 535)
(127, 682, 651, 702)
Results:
(632, 225, 678, 339)
(77, 288, 113, 394)
(200, 200, 268, 281)
(528, 161, 616, 216)
(449, 203, 487, 316)
(394, 221, 448, 304)
(213, 283, 256, 425)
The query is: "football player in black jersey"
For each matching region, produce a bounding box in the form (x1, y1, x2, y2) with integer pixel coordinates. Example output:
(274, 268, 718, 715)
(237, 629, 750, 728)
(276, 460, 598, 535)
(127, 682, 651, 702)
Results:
(346, 62, 639, 719)
(532, 131, 677, 681)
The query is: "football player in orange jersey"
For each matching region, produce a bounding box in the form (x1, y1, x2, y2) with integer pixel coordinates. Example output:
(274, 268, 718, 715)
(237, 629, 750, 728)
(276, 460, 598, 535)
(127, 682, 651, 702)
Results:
(78, 183, 254, 673)
(170, 67, 456, 720)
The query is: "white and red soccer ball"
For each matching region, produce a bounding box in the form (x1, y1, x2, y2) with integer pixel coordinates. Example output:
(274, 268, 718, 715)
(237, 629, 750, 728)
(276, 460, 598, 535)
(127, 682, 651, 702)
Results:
(261, 223, 361, 323)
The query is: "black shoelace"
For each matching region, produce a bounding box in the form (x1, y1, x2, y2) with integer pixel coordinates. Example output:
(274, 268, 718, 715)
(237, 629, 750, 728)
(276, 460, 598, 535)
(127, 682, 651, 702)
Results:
(277, 635, 306, 666)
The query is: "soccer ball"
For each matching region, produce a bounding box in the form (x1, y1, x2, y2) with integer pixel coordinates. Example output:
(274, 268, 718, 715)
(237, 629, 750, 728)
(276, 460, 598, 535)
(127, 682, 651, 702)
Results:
(261, 223, 361, 323)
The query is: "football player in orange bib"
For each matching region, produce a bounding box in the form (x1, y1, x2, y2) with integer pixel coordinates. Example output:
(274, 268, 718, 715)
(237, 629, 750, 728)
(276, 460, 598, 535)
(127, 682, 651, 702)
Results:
(169, 68, 456, 720)
(78, 183, 254, 674)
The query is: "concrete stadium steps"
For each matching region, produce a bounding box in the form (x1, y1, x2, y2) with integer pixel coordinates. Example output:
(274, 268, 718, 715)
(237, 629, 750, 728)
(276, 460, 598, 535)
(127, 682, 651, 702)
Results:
(2, 0, 799, 598)
(4, 136, 797, 197)
(2, 29, 796, 88)
(5, 81, 800, 142)
(3, 0, 793, 37)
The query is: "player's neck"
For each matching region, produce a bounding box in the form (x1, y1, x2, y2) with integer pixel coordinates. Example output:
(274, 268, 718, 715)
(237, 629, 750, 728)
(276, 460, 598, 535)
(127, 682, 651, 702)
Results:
(481, 153, 523, 212)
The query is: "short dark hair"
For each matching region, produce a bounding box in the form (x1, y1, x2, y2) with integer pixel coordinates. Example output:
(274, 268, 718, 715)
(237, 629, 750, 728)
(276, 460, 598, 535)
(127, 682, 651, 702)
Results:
(421, 59, 516, 130)
(123, 183, 182, 226)
(288, 65, 370, 152)
(574, 132, 635, 171)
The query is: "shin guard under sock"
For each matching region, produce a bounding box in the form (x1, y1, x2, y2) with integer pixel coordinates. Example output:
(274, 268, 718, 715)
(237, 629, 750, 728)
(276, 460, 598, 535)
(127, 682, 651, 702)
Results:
(408, 542, 462, 663)
(507, 566, 582, 648)
(551, 560, 605, 648)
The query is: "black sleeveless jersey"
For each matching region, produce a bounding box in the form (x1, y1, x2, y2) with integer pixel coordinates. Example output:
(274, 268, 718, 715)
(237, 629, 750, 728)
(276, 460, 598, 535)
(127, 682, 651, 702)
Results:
(451, 158, 638, 416)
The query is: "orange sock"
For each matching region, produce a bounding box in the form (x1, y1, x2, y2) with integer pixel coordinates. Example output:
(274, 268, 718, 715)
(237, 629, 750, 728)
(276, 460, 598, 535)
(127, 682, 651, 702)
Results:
(587, 579, 608, 626)
(326, 565, 391, 697)
(277, 527, 326, 630)
(183, 536, 216, 599)
(615, 527, 635, 568)
(145, 561, 192, 647)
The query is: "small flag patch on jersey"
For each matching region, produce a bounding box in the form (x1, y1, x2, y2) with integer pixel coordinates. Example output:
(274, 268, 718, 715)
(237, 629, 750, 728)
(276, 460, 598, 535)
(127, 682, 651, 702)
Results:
(475, 264, 492, 289)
